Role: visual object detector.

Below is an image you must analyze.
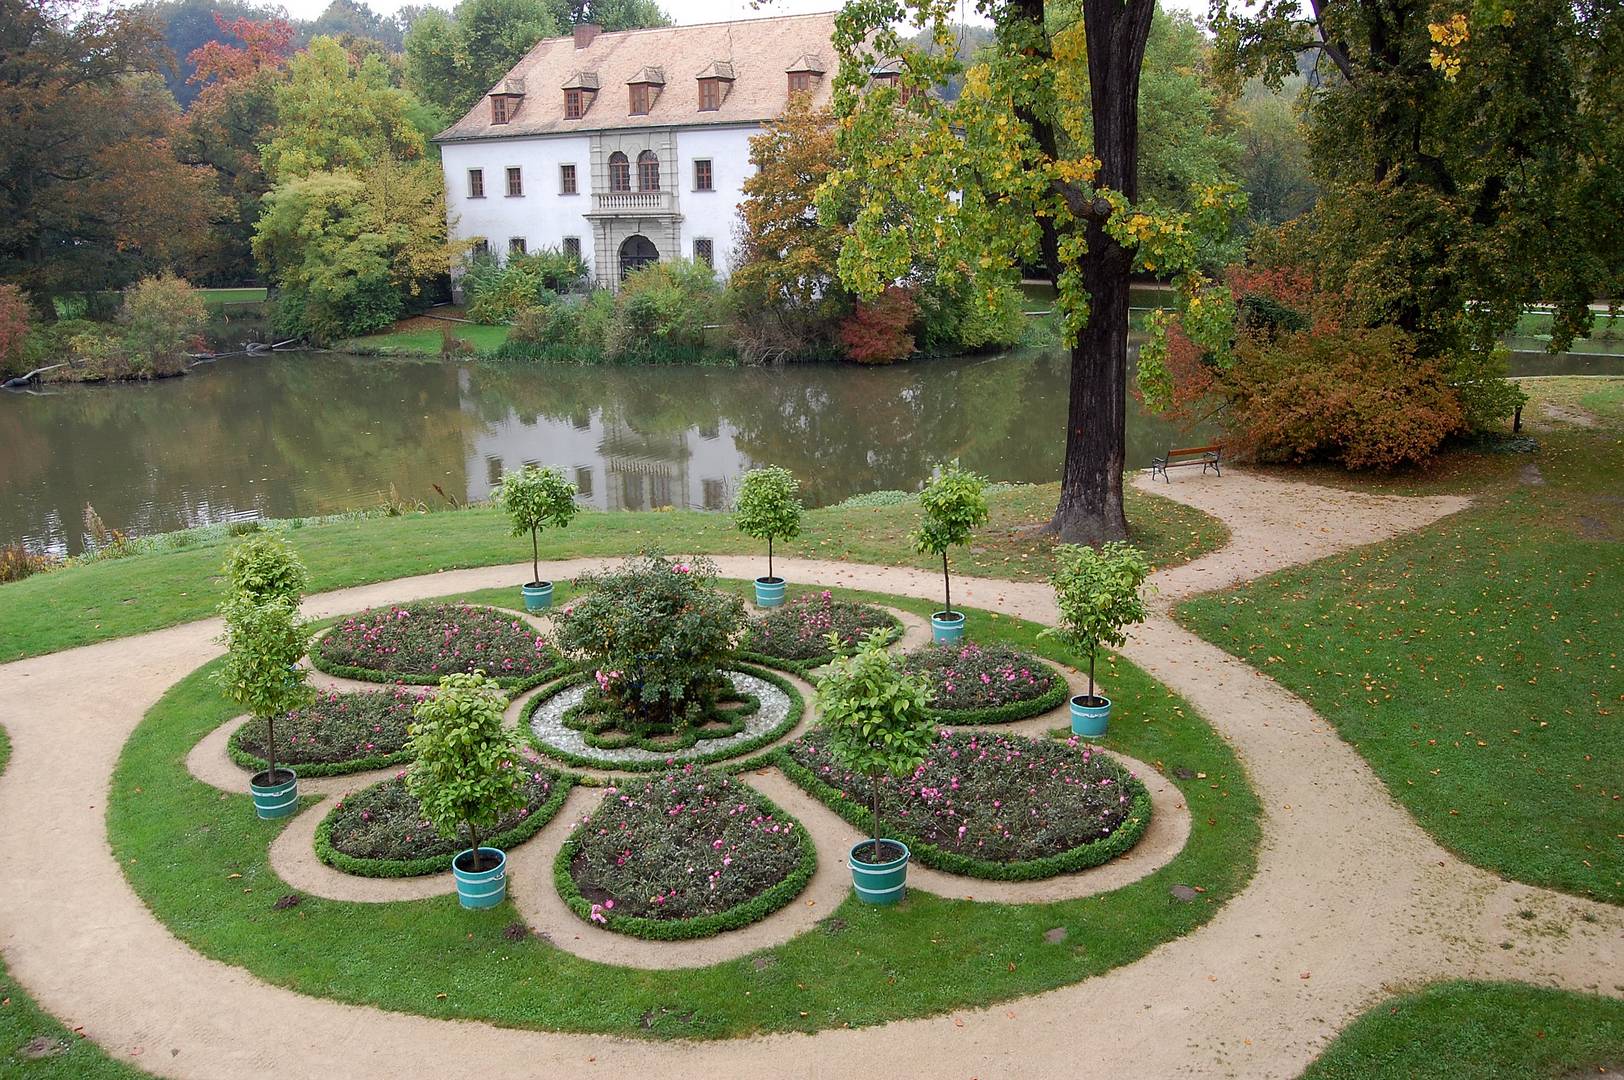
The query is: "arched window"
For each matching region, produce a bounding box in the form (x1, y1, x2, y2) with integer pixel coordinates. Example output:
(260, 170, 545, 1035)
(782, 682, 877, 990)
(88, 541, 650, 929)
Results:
(608, 151, 630, 192)
(619, 234, 658, 280)
(637, 149, 660, 192)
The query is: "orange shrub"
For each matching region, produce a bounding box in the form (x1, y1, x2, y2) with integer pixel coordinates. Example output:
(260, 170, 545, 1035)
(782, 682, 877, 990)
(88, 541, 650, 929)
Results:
(0, 284, 31, 378)
(839, 286, 918, 364)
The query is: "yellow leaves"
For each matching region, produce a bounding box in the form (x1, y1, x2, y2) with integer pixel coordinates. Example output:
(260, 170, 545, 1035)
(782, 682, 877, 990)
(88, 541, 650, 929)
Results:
(1428, 13, 1470, 80)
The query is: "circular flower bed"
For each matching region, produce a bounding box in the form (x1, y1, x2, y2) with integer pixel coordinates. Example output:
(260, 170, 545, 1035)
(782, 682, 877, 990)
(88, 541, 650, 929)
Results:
(228, 686, 429, 777)
(527, 665, 802, 770)
(902, 642, 1069, 724)
(312, 601, 563, 687)
(564, 675, 760, 753)
(779, 729, 1151, 880)
(315, 748, 568, 878)
(736, 592, 901, 674)
(555, 768, 815, 940)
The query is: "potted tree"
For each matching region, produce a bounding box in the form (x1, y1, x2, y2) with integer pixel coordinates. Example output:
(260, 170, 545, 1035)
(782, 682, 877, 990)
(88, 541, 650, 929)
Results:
(733, 465, 803, 607)
(909, 461, 989, 643)
(496, 464, 579, 611)
(215, 594, 313, 819)
(405, 671, 527, 908)
(817, 628, 935, 905)
(1044, 541, 1151, 738)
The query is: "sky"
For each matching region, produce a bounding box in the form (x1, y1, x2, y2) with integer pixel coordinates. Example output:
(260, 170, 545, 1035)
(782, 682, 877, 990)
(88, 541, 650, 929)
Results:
(271, 0, 1212, 28)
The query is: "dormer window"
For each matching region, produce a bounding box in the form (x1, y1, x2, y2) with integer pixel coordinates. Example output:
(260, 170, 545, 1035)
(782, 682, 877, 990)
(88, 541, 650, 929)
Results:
(562, 71, 600, 119)
(565, 89, 585, 119)
(786, 54, 825, 96)
(695, 60, 735, 112)
(492, 96, 512, 123)
(630, 83, 651, 114)
(788, 71, 811, 94)
(489, 78, 524, 125)
(627, 66, 665, 116)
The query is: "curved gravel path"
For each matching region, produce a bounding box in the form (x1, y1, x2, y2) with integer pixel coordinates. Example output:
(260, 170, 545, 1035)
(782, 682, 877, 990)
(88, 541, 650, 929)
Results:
(1, 469, 1619, 1079)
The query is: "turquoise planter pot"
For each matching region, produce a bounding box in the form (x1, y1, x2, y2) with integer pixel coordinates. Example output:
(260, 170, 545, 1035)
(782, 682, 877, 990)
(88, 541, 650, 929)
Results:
(521, 581, 553, 612)
(1070, 694, 1112, 738)
(849, 839, 910, 905)
(453, 847, 507, 909)
(754, 576, 786, 608)
(930, 611, 965, 644)
(249, 769, 298, 820)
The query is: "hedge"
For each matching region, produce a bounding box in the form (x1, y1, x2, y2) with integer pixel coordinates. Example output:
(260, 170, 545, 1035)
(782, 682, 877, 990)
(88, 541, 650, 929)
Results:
(923, 665, 1071, 726)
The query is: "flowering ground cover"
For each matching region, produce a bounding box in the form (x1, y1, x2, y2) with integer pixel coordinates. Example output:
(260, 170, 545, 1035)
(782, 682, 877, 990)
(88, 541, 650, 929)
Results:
(555, 767, 815, 940)
(315, 747, 568, 877)
(228, 686, 429, 776)
(312, 601, 562, 687)
(781, 729, 1151, 879)
(902, 642, 1068, 723)
(737, 592, 900, 673)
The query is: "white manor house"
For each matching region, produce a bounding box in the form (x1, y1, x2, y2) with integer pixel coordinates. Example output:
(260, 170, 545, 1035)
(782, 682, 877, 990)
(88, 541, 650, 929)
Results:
(435, 11, 852, 287)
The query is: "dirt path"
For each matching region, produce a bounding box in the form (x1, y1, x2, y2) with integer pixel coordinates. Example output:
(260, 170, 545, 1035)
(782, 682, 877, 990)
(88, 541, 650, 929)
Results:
(0, 468, 1618, 1079)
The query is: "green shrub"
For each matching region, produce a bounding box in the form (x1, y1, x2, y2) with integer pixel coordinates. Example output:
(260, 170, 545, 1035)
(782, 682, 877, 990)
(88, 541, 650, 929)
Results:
(495, 464, 579, 585)
(733, 465, 802, 581)
(552, 553, 746, 735)
(605, 259, 723, 362)
(1042, 541, 1149, 704)
(910, 460, 989, 617)
(916, 276, 1026, 354)
(405, 671, 527, 865)
(214, 594, 313, 783)
(121, 275, 206, 367)
(221, 533, 309, 606)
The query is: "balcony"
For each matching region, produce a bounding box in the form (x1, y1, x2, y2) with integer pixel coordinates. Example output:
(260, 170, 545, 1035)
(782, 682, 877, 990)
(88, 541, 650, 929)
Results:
(590, 189, 678, 215)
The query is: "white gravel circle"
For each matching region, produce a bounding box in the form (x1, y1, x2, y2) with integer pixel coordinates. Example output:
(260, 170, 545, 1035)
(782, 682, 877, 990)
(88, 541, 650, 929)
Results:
(529, 670, 794, 766)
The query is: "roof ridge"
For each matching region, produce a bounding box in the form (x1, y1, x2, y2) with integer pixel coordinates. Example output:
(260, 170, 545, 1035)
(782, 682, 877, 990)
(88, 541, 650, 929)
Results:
(543, 9, 841, 45)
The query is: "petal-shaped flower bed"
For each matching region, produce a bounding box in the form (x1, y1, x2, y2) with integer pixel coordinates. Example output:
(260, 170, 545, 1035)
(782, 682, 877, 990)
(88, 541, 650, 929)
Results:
(526, 665, 804, 771)
(779, 729, 1151, 880)
(736, 593, 900, 675)
(228, 686, 429, 777)
(312, 601, 564, 688)
(554, 768, 815, 940)
(902, 642, 1069, 724)
(315, 749, 569, 878)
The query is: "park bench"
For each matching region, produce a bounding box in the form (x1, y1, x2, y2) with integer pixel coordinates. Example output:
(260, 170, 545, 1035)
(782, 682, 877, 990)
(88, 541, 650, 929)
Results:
(1150, 444, 1222, 482)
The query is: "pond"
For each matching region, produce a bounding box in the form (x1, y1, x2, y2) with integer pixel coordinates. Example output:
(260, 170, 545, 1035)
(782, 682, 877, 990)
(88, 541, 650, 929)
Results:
(2, 346, 1612, 555)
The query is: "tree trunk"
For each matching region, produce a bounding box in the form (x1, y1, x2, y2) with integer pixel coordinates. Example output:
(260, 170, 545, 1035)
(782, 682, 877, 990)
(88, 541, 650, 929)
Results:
(264, 712, 277, 783)
(871, 775, 882, 863)
(941, 552, 951, 617)
(1088, 647, 1097, 703)
(768, 535, 773, 581)
(531, 527, 539, 586)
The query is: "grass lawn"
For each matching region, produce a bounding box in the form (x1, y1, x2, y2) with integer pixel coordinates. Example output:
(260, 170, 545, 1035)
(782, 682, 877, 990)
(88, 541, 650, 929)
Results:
(106, 585, 1260, 1038)
(339, 322, 512, 355)
(1179, 378, 1623, 904)
(1301, 981, 1624, 1079)
(0, 728, 151, 1078)
(198, 287, 267, 306)
(0, 483, 1224, 662)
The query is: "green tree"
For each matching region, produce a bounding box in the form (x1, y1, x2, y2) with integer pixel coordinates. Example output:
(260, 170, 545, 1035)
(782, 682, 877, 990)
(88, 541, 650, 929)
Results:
(824, 0, 1240, 544)
(733, 466, 803, 582)
(120, 275, 207, 368)
(405, 0, 557, 116)
(1042, 541, 1149, 703)
(816, 627, 936, 862)
(214, 594, 312, 785)
(220, 532, 309, 605)
(495, 464, 579, 585)
(262, 36, 426, 183)
(909, 460, 988, 618)
(1234, 78, 1316, 227)
(547, 0, 669, 31)
(405, 671, 525, 869)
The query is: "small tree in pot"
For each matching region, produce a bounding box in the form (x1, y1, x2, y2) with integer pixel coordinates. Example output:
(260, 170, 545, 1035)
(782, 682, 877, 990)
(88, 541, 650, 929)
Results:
(496, 464, 579, 611)
(406, 671, 527, 906)
(733, 465, 803, 607)
(909, 461, 988, 642)
(215, 594, 313, 818)
(817, 627, 935, 903)
(1043, 541, 1150, 737)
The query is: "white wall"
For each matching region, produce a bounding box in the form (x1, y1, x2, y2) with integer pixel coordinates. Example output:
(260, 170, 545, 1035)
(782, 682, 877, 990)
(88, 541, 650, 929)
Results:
(674, 125, 757, 276)
(441, 135, 596, 275)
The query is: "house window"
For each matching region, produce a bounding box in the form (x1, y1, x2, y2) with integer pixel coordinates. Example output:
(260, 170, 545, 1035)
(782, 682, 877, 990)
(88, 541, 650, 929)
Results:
(485, 456, 503, 485)
(563, 236, 582, 260)
(575, 466, 593, 497)
(505, 167, 522, 196)
(565, 88, 585, 119)
(698, 77, 720, 111)
(470, 237, 489, 259)
(702, 478, 724, 510)
(636, 150, 660, 192)
(467, 168, 484, 198)
(491, 95, 512, 124)
(560, 163, 577, 194)
(629, 83, 651, 115)
(788, 71, 812, 94)
(508, 237, 526, 256)
(693, 237, 714, 267)
(693, 158, 713, 191)
(608, 151, 630, 192)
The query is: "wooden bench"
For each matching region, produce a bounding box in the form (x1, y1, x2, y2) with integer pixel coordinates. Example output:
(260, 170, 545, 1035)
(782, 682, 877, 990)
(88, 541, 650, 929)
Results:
(1150, 444, 1222, 482)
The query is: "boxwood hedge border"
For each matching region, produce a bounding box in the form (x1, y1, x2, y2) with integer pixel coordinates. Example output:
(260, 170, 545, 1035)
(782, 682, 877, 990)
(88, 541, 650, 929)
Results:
(921, 663, 1071, 726)
(774, 748, 1153, 882)
(552, 782, 818, 941)
(307, 604, 569, 691)
(733, 605, 903, 679)
(314, 772, 575, 879)
(523, 663, 806, 773)
(227, 719, 413, 779)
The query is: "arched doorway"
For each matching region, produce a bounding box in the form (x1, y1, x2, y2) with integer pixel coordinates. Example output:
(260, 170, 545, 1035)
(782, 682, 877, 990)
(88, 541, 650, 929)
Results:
(619, 234, 658, 280)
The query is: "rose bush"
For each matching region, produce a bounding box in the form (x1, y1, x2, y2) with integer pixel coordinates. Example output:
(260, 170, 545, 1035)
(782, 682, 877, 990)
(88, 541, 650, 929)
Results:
(902, 642, 1061, 713)
(231, 686, 428, 772)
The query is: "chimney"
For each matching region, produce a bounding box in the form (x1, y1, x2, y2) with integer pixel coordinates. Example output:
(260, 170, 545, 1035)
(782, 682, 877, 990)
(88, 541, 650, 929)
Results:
(573, 23, 601, 49)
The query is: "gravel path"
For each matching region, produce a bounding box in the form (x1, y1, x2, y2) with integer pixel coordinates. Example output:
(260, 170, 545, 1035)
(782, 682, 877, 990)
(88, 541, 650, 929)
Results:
(0, 468, 1618, 1079)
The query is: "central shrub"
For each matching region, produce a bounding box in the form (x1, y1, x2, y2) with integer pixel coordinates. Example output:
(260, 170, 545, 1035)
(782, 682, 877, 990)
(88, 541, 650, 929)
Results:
(553, 554, 746, 735)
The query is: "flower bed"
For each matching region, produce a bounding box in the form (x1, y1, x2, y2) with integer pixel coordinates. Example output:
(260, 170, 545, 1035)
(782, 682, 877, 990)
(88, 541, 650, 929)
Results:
(563, 676, 760, 753)
(554, 768, 815, 940)
(779, 729, 1151, 880)
(902, 642, 1069, 724)
(315, 749, 569, 878)
(736, 592, 900, 675)
(228, 686, 429, 777)
(312, 601, 563, 688)
(526, 665, 804, 771)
